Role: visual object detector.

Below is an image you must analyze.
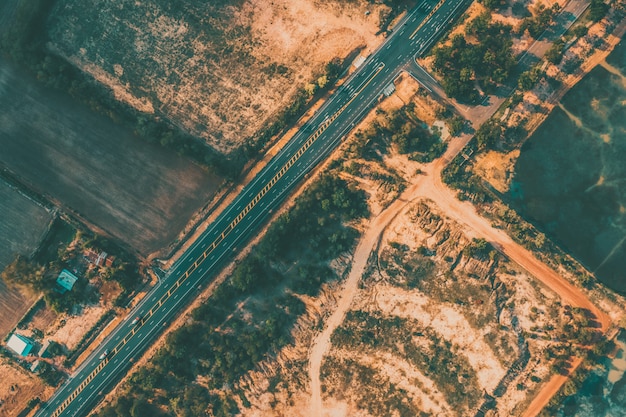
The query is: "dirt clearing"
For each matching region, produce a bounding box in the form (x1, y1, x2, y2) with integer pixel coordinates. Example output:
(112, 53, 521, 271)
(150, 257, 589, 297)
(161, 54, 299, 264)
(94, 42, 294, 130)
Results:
(0, 57, 222, 256)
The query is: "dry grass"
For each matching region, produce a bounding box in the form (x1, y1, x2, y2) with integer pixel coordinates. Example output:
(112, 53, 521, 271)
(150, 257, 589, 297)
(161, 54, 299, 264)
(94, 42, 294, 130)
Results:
(0, 357, 53, 417)
(48, 0, 388, 154)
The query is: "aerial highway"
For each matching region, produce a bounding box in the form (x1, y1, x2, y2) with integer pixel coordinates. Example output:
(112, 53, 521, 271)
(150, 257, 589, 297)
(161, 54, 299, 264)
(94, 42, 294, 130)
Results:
(37, 0, 473, 415)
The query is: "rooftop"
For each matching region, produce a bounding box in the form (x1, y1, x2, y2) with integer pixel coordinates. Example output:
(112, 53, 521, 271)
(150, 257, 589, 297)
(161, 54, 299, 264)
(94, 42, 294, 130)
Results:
(7, 333, 34, 356)
(56, 269, 79, 293)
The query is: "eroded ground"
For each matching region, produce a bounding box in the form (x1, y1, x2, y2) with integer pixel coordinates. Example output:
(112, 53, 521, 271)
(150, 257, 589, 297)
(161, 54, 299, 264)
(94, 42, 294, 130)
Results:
(224, 75, 588, 417)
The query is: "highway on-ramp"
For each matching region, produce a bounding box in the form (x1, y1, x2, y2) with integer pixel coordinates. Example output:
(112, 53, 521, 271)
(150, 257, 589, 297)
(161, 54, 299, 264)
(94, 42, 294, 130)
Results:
(37, 1, 473, 416)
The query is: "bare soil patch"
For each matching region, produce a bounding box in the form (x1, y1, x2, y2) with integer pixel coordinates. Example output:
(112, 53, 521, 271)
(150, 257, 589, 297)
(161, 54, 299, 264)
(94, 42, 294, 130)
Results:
(0, 357, 52, 417)
(48, 0, 388, 154)
(0, 57, 222, 256)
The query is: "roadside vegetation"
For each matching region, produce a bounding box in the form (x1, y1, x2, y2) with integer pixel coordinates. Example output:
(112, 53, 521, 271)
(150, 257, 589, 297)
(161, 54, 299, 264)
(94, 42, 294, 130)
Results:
(344, 103, 447, 163)
(95, 173, 368, 417)
(432, 11, 515, 101)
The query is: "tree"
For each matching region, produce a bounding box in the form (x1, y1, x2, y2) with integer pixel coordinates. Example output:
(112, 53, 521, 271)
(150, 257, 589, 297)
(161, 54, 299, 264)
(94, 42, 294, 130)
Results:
(317, 75, 328, 89)
(1, 255, 47, 291)
(304, 82, 317, 96)
(545, 40, 565, 65)
(130, 398, 153, 417)
(479, 0, 505, 10)
(589, 0, 609, 22)
(572, 25, 588, 38)
(475, 119, 503, 149)
(518, 68, 544, 91)
(230, 256, 267, 293)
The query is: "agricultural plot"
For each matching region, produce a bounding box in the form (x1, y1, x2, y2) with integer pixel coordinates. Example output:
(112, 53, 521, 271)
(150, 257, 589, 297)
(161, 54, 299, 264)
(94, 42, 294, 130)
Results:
(0, 180, 52, 338)
(0, 57, 221, 256)
(47, 0, 386, 154)
(0, 181, 52, 271)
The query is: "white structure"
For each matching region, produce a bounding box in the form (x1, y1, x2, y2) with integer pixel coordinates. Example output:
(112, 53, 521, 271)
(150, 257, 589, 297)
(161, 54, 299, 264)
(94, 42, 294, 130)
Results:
(7, 333, 34, 356)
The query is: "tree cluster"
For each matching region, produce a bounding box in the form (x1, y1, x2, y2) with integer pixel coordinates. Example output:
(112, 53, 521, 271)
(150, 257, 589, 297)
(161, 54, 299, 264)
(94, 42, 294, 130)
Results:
(432, 12, 515, 101)
(589, 0, 609, 22)
(518, 3, 561, 39)
(346, 104, 447, 162)
(478, 0, 506, 10)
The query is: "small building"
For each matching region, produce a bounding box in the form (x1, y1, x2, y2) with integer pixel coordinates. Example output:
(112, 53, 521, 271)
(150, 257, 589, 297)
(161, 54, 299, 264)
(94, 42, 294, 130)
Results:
(39, 340, 52, 358)
(84, 248, 113, 267)
(30, 360, 42, 373)
(7, 333, 34, 356)
(56, 269, 79, 293)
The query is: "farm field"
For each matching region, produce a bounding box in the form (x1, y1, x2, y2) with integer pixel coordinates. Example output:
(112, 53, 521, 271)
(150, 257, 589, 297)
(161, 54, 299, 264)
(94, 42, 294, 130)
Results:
(510, 39, 626, 293)
(47, 0, 389, 154)
(0, 179, 52, 338)
(0, 56, 222, 256)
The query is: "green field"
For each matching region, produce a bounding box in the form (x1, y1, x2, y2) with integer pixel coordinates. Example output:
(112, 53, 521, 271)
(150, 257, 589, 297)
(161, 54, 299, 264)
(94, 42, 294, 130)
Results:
(510, 39, 626, 293)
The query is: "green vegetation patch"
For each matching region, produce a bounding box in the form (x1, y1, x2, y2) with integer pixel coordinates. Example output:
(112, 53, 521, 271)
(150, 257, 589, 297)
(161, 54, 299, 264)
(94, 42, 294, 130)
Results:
(96, 173, 368, 417)
(432, 11, 515, 101)
(344, 104, 446, 163)
(321, 356, 427, 417)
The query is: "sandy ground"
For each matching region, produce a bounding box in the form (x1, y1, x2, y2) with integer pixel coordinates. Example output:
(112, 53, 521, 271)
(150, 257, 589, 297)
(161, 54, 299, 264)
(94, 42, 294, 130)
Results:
(473, 150, 520, 193)
(307, 12, 624, 410)
(307, 134, 611, 417)
(47, 304, 109, 352)
(308, 182, 410, 417)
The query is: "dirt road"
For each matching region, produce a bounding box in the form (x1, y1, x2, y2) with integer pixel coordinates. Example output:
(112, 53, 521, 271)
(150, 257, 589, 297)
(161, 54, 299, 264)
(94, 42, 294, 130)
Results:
(308, 186, 413, 416)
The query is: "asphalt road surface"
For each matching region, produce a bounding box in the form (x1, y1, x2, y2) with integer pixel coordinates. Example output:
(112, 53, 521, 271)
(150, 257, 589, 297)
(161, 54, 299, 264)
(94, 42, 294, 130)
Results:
(38, 1, 473, 416)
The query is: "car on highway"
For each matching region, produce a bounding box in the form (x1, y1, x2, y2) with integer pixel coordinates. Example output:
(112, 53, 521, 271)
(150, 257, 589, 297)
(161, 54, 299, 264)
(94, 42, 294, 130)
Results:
(98, 350, 109, 361)
(131, 316, 142, 325)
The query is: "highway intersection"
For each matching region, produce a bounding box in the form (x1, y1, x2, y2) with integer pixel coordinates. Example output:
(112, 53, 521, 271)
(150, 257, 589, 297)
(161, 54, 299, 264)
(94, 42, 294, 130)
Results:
(37, 1, 473, 415)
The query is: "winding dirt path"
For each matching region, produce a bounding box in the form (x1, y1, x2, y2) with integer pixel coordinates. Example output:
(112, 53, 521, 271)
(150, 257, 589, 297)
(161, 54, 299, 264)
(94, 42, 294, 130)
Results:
(308, 184, 418, 416)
